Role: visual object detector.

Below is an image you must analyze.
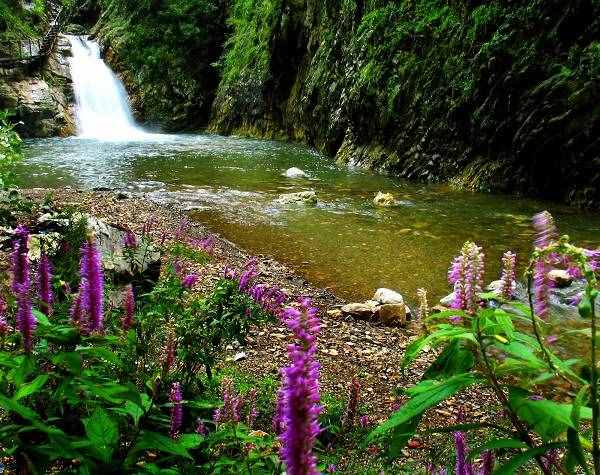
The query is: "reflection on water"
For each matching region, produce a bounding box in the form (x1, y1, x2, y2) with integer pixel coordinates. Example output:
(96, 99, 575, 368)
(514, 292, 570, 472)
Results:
(19, 134, 600, 304)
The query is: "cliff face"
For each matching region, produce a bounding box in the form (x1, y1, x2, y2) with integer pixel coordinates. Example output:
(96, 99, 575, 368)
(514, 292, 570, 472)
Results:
(209, 0, 600, 208)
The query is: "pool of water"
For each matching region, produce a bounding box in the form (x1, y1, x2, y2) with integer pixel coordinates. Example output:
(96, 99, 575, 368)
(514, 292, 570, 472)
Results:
(18, 133, 600, 304)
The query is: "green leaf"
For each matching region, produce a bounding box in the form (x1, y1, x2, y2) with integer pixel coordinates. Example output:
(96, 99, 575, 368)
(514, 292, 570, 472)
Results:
(470, 438, 528, 458)
(492, 442, 565, 474)
(129, 431, 193, 461)
(112, 401, 144, 426)
(13, 374, 48, 401)
(83, 408, 118, 463)
(423, 340, 475, 379)
(179, 433, 203, 449)
(368, 373, 478, 442)
(509, 390, 575, 440)
(77, 346, 122, 366)
(0, 394, 40, 421)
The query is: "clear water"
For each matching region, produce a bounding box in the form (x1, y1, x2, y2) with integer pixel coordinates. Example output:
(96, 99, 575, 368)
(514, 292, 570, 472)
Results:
(18, 134, 600, 304)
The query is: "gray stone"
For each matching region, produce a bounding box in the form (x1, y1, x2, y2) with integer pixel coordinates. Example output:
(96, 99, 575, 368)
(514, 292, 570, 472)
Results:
(341, 303, 375, 319)
(373, 288, 404, 305)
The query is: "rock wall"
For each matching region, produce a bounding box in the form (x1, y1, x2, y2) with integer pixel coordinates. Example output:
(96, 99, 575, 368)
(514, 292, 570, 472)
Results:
(209, 0, 600, 208)
(0, 35, 75, 138)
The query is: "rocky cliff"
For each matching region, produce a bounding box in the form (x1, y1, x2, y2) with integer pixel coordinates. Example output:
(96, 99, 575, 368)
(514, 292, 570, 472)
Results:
(0, 35, 75, 138)
(208, 0, 600, 208)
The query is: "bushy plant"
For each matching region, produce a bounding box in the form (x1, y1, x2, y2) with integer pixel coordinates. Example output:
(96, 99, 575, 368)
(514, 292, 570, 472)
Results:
(369, 212, 600, 473)
(0, 110, 23, 189)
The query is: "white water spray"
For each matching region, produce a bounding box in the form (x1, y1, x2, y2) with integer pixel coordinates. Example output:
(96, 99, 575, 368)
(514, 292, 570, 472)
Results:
(68, 35, 147, 140)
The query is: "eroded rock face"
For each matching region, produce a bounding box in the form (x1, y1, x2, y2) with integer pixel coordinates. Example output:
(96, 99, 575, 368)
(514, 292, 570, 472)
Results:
(0, 35, 75, 137)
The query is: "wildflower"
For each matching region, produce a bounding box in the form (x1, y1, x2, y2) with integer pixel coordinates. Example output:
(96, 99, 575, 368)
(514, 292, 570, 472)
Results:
(123, 231, 137, 248)
(11, 226, 30, 295)
(449, 242, 485, 314)
(480, 451, 495, 475)
(196, 418, 208, 435)
(174, 218, 190, 240)
(70, 291, 84, 325)
(278, 298, 321, 475)
(163, 327, 177, 374)
(122, 285, 135, 330)
(546, 334, 558, 345)
(182, 273, 199, 289)
(249, 283, 287, 314)
(247, 388, 258, 428)
(534, 258, 554, 320)
(0, 297, 9, 335)
(38, 252, 53, 316)
(359, 415, 370, 429)
(570, 292, 583, 306)
(16, 286, 35, 352)
(499, 251, 516, 300)
(239, 258, 258, 291)
(532, 211, 557, 249)
(449, 315, 463, 325)
(454, 431, 469, 475)
(416, 288, 429, 319)
(326, 465, 337, 473)
(80, 239, 104, 332)
(233, 395, 244, 423)
(223, 266, 237, 280)
(342, 378, 361, 430)
(193, 235, 215, 255)
(142, 216, 155, 237)
(169, 382, 183, 439)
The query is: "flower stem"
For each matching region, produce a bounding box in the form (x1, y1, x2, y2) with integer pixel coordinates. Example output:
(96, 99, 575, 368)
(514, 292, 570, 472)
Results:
(591, 291, 599, 474)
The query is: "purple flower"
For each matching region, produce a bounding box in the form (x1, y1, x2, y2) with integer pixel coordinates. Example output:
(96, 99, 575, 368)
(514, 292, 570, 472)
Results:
(163, 328, 177, 374)
(169, 382, 183, 439)
(196, 418, 208, 435)
(12, 227, 36, 351)
(342, 378, 361, 429)
(239, 258, 258, 291)
(569, 292, 583, 306)
(247, 388, 258, 428)
(192, 235, 216, 255)
(546, 334, 558, 345)
(449, 315, 463, 325)
(174, 218, 191, 241)
(534, 258, 554, 320)
(38, 252, 53, 316)
(528, 394, 544, 401)
(278, 298, 322, 475)
(449, 242, 485, 314)
(122, 285, 135, 330)
(223, 266, 237, 280)
(123, 231, 137, 248)
(142, 216, 155, 237)
(326, 465, 337, 473)
(532, 211, 557, 249)
(359, 415, 370, 429)
(454, 431, 470, 475)
(249, 283, 288, 315)
(0, 297, 9, 336)
(479, 451, 495, 475)
(499, 251, 516, 300)
(80, 239, 104, 332)
(11, 226, 30, 296)
(70, 291, 84, 325)
(181, 273, 199, 289)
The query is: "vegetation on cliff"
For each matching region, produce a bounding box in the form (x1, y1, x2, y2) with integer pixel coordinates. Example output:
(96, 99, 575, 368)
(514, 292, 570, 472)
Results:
(94, 0, 227, 129)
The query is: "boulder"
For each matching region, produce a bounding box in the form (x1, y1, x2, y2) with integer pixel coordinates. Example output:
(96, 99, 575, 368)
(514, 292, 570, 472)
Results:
(373, 288, 404, 305)
(547, 269, 573, 288)
(275, 191, 317, 205)
(86, 215, 161, 286)
(341, 303, 375, 319)
(376, 304, 408, 327)
(373, 191, 395, 207)
(284, 167, 308, 178)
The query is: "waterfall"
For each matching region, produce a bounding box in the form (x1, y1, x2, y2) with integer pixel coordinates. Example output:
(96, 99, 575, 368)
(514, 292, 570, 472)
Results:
(67, 35, 147, 140)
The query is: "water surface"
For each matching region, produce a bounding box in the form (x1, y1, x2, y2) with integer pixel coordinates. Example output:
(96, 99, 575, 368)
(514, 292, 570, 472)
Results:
(19, 134, 600, 303)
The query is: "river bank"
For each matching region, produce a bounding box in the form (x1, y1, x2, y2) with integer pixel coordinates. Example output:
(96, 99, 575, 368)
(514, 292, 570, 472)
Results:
(19, 187, 502, 470)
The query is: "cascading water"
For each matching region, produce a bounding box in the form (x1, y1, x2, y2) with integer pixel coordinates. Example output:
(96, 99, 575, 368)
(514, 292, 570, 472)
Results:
(68, 35, 147, 140)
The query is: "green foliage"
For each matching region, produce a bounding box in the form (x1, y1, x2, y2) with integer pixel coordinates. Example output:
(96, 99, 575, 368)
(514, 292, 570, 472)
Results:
(96, 0, 227, 127)
(0, 110, 23, 190)
(369, 231, 600, 473)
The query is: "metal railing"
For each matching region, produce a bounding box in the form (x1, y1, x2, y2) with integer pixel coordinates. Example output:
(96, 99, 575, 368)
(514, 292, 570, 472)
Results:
(0, 1, 72, 72)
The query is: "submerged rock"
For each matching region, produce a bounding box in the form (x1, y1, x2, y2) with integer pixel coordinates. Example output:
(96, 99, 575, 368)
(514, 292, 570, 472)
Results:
(275, 191, 317, 205)
(373, 192, 395, 207)
(284, 167, 308, 178)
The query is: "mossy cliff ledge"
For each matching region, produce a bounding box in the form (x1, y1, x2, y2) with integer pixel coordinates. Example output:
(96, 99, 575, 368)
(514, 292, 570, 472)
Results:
(208, 0, 600, 208)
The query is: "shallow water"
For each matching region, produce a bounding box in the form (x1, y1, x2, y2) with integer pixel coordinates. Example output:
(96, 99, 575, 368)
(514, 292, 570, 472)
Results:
(19, 134, 600, 304)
